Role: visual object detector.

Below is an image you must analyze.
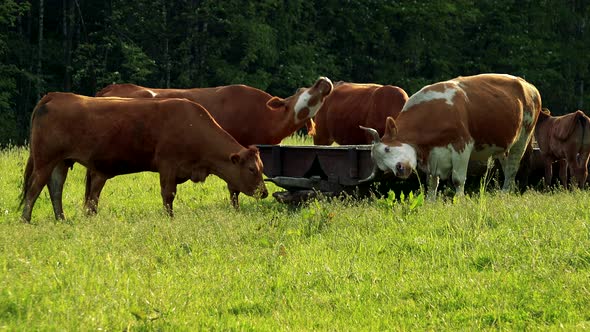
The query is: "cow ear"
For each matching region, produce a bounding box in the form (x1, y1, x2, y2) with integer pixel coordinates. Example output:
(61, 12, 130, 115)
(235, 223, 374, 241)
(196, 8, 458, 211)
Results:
(230, 153, 241, 164)
(267, 97, 285, 110)
(384, 116, 398, 138)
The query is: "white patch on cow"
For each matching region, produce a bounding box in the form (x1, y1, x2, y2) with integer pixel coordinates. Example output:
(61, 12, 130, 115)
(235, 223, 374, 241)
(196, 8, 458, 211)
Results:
(427, 146, 454, 180)
(293, 90, 323, 121)
(402, 86, 457, 112)
(371, 143, 417, 175)
(146, 89, 157, 97)
(522, 107, 535, 126)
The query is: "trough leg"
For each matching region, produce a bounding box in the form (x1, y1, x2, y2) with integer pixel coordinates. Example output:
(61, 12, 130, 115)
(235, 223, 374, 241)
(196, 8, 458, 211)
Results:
(84, 171, 107, 215)
(228, 187, 240, 209)
(47, 161, 69, 220)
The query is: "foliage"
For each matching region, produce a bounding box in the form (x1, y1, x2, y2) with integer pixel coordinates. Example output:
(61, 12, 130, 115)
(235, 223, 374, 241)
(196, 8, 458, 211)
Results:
(2, 1, 590, 145)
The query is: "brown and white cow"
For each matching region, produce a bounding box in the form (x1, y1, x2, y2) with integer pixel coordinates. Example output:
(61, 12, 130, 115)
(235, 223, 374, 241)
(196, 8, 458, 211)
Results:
(534, 108, 590, 188)
(361, 74, 542, 198)
(20, 92, 268, 222)
(96, 77, 334, 146)
(311, 82, 409, 145)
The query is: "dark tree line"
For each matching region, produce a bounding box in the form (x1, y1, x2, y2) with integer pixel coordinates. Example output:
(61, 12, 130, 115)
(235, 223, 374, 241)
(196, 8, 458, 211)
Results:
(1, 0, 589, 146)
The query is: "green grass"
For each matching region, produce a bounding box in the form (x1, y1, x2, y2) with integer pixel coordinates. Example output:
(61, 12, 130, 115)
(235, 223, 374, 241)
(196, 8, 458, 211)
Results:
(2, 143, 590, 330)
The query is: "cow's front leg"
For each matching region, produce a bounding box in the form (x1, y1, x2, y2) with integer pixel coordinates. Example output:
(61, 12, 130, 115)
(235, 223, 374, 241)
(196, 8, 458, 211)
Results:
(159, 171, 178, 217)
(450, 145, 472, 197)
(558, 159, 568, 189)
(228, 186, 240, 209)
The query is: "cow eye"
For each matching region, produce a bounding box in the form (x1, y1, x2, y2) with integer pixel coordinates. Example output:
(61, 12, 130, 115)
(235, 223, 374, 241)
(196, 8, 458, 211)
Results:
(384, 147, 391, 153)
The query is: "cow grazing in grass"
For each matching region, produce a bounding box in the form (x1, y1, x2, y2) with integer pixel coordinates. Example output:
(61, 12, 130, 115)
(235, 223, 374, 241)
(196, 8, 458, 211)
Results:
(20, 92, 268, 222)
(534, 108, 590, 188)
(311, 82, 408, 145)
(361, 74, 542, 198)
(96, 77, 334, 146)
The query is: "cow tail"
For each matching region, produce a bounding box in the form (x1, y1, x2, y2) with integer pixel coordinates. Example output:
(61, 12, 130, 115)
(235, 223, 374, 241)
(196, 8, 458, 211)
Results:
(19, 154, 34, 208)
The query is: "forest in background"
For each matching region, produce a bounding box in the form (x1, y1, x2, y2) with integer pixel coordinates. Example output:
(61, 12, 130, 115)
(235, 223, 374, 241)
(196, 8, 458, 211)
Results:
(0, 0, 589, 146)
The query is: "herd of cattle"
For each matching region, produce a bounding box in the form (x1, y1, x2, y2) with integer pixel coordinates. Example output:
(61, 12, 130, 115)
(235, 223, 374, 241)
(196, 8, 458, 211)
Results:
(19, 73, 590, 222)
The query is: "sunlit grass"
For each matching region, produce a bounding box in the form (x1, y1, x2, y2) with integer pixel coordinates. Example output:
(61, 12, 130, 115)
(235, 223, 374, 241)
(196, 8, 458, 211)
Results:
(2, 141, 590, 330)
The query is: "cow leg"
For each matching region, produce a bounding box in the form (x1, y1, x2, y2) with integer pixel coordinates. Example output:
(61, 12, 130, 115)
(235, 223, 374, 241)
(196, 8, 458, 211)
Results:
(450, 145, 473, 197)
(84, 171, 108, 215)
(229, 186, 240, 209)
(159, 171, 177, 217)
(426, 174, 440, 200)
(500, 133, 532, 192)
(574, 152, 590, 188)
(46, 161, 69, 220)
(558, 159, 568, 189)
(21, 164, 55, 223)
(543, 158, 554, 188)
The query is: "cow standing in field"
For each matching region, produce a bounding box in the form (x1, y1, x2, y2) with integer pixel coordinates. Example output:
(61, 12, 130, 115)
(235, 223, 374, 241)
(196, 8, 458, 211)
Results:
(311, 82, 409, 145)
(96, 77, 333, 206)
(20, 92, 268, 222)
(361, 74, 542, 198)
(534, 108, 590, 188)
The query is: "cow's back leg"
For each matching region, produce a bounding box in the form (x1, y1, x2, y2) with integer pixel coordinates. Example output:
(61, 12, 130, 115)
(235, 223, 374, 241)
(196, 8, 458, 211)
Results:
(500, 130, 534, 192)
(84, 170, 108, 215)
(21, 162, 57, 222)
(46, 160, 69, 220)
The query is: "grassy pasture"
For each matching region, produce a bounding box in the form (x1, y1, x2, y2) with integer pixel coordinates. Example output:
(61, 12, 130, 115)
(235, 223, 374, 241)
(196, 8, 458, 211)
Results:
(1, 138, 590, 330)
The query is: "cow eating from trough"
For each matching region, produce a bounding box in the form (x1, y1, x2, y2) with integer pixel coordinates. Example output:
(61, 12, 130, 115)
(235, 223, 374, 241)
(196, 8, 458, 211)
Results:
(311, 82, 409, 145)
(20, 92, 268, 222)
(534, 108, 590, 188)
(360, 73, 542, 198)
(95, 77, 333, 206)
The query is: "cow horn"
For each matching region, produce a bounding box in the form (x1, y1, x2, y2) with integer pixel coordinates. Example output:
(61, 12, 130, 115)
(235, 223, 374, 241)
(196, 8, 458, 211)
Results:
(359, 126, 381, 143)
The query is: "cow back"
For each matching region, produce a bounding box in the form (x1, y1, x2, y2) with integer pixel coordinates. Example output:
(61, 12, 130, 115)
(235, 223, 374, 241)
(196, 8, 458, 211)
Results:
(314, 83, 408, 145)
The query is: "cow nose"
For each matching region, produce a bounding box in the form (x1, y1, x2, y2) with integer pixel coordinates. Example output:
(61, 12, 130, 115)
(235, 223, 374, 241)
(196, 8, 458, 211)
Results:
(395, 163, 405, 174)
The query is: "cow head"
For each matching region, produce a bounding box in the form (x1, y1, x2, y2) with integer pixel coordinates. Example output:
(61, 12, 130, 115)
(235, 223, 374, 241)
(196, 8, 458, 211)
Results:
(266, 76, 333, 123)
(361, 117, 417, 179)
(228, 146, 269, 199)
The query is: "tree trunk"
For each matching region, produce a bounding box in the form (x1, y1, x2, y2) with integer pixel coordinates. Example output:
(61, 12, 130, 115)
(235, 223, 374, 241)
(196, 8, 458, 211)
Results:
(163, 1, 170, 88)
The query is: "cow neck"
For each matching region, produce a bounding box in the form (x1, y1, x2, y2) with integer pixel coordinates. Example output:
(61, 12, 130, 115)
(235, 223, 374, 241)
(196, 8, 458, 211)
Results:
(269, 105, 306, 144)
(205, 138, 244, 179)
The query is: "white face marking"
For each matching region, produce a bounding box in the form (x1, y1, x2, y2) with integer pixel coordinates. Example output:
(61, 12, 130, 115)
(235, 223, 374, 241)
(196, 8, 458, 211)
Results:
(371, 142, 417, 176)
(293, 90, 323, 121)
(402, 86, 457, 112)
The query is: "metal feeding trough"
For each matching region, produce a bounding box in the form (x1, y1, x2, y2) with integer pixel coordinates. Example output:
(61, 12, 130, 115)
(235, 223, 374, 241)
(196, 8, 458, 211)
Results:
(257, 144, 549, 204)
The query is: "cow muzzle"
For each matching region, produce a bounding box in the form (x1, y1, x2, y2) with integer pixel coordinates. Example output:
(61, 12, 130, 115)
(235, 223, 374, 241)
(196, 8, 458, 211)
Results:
(394, 162, 413, 179)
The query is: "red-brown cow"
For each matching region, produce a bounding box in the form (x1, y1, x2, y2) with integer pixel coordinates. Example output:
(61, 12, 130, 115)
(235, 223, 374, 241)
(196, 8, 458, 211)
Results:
(534, 108, 590, 188)
(311, 82, 408, 145)
(20, 92, 268, 222)
(361, 74, 542, 198)
(96, 77, 334, 146)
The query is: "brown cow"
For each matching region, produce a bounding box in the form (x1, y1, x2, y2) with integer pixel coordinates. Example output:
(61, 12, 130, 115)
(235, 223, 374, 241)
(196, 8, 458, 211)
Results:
(534, 108, 590, 188)
(20, 92, 268, 222)
(95, 77, 334, 146)
(96, 77, 333, 206)
(311, 82, 408, 145)
(361, 74, 542, 198)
